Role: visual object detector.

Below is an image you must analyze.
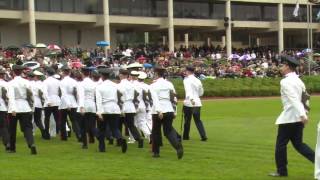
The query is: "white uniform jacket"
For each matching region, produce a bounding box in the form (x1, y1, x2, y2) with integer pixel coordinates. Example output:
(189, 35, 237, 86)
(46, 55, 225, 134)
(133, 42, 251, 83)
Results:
(183, 74, 204, 107)
(118, 79, 137, 113)
(32, 80, 46, 108)
(8, 76, 33, 113)
(78, 77, 97, 113)
(43, 76, 61, 107)
(59, 76, 78, 109)
(150, 78, 176, 114)
(0, 79, 9, 112)
(276, 72, 307, 125)
(95, 80, 121, 115)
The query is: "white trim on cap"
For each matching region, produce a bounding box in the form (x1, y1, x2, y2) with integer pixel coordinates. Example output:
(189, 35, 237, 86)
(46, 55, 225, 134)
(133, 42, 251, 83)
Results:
(138, 71, 147, 79)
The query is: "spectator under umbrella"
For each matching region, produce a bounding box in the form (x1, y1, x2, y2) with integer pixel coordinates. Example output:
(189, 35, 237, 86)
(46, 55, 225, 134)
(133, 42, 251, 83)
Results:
(228, 53, 240, 60)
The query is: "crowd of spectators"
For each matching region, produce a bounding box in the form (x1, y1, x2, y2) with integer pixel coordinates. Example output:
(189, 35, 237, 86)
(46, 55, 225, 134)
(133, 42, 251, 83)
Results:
(0, 43, 319, 80)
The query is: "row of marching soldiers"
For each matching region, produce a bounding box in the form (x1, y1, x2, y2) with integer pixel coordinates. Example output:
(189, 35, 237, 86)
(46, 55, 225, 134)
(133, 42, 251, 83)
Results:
(0, 63, 183, 159)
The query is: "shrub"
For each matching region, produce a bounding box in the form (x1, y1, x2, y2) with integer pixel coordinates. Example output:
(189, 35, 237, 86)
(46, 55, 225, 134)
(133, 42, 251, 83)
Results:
(170, 76, 318, 98)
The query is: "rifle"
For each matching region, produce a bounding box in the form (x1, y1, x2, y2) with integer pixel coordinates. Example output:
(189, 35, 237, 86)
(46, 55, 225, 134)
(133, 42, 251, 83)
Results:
(301, 91, 311, 112)
(169, 90, 177, 112)
(26, 88, 34, 108)
(133, 90, 140, 109)
(117, 90, 123, 110)
(147, 90, 153, 107)
(58, 87, 62, 98)
(180, 106, 184, 134)
(142, 90, 149, 109)
(1, 87, 8, 106)
(38, 89, 45, 106)
(73, 87, 78, 102)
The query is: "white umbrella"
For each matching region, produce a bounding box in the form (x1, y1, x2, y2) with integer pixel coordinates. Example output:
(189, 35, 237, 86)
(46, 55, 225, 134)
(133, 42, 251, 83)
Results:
(36, 43, 47, 48)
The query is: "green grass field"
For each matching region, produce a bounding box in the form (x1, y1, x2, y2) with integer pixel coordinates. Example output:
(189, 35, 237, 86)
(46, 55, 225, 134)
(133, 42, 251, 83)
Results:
(0, 97, 318, 180)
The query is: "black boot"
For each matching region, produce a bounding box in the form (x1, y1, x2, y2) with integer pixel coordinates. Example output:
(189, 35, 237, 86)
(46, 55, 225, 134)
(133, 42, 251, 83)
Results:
(30, 146, 37, 155)
(121, 139, 127, 153)
(98, 138, 105, 152)
(166, 130, 183, 159)
(176, 143, 184, 159)
(138, 139, 144, 148)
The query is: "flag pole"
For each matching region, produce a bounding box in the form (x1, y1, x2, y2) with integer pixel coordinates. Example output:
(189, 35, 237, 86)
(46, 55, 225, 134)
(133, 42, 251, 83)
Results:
(310, 4, 313, 75)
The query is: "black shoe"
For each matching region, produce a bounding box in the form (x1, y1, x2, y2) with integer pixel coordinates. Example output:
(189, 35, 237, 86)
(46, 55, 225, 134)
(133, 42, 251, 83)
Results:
(30, 146, 37, 155)
(5, 146, 10, 152)
(177, 144, 184, 159)
(268, 172, 288, 177)
(108, 139, 114, 145)
(201, 137, 207, 142)
(152, 153, 160, 158)
(82, 145, 88, 149)
(43, 132, 51, 140)
(7, 148, 15, 153)
(138, 139, 144, 148)
(7, 149, 16, 153)
(121, 139, 127, 153)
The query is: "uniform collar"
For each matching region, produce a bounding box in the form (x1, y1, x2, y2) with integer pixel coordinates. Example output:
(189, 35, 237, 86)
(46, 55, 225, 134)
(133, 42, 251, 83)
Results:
(121, 79, 129, 83)
(187, 74, 194, 78)
(155, 77, 164, 82)
(285, 72, 297, 77)
(14, 76, 23, 80)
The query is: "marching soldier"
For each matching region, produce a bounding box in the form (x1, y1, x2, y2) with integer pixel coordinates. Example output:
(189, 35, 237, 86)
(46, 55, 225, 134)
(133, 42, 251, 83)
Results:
(31, 70, 48, 139)
(0, 67, 10, 151)
(91, 70, 112, 144)
(8, 64, 37, 154)
(269, 56, 314, 177)
(59, 66, 81, 141)
(43, 67, 61, 138)
(134, 71, 152, 141)
(150, 66, 183, 159)
(182, 66, 207, 141)
(95, 68, 127, 153)
(78, 67, 98, 149)
(118, 69, 144, 148)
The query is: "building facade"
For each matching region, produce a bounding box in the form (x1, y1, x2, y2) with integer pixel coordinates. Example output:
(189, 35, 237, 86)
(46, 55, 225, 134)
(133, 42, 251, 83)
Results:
(0, 0, 319, 55)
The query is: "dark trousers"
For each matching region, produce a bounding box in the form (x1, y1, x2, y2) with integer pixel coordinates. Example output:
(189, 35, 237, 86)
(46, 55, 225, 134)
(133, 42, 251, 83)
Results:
(124, 113, 141, 140)
(97, 114, 123, 150)
(34, 108, 45, 134)
(8, 113, 35, 151)
(183, 106, 207, 139)
(119, 116, 129, 136)
(44, 106, 60, 135)
(60, 108, 81, 140)
(105, 120, 113, 140)
(0, 111, 9, 147)
(152, 112, 181, 154)
(80, 113, 97, 146)
(275, 122, 315, 175)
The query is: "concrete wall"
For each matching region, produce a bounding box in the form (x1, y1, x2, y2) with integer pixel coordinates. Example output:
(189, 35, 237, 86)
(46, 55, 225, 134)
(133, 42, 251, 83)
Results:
(0, 24, 29, 47)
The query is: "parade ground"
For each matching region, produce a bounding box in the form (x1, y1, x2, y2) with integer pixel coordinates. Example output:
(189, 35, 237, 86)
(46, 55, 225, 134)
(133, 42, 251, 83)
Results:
(0, 97, 316, 180)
